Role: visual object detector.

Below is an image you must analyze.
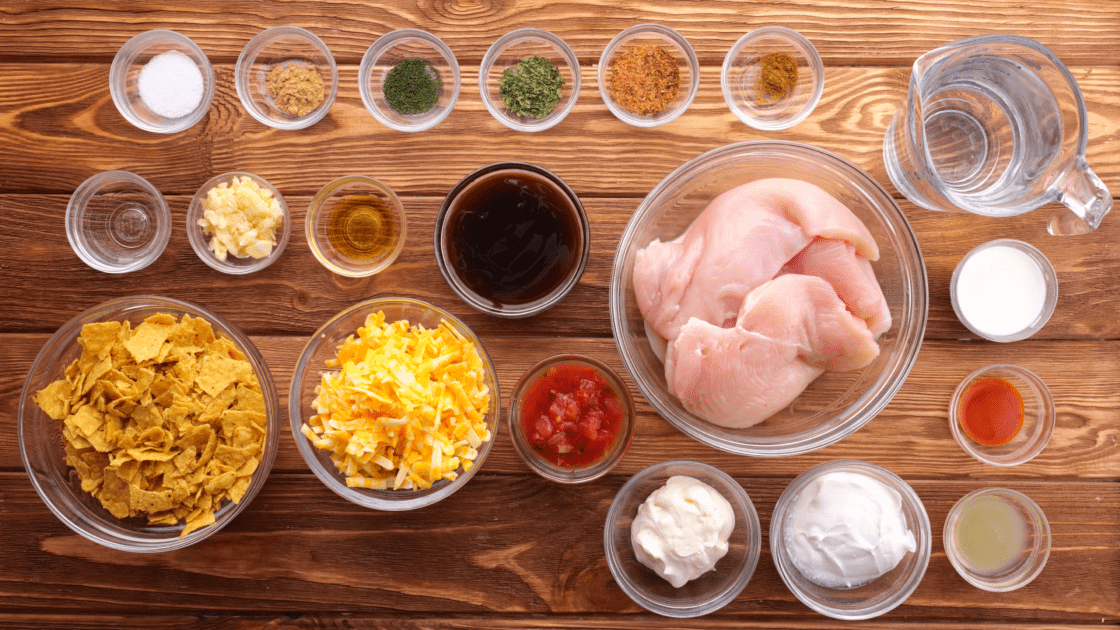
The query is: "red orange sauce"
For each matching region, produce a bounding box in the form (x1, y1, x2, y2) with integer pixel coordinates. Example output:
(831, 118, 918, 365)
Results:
(520, 365, 624, 468)
(958, 378, 1024, 446)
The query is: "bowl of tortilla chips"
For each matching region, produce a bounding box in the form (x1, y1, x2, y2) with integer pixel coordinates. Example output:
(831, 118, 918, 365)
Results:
(18, 296, 280, 552)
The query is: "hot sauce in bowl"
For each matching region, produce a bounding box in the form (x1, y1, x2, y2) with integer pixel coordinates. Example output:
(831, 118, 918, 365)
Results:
(509, 354, 635, 483)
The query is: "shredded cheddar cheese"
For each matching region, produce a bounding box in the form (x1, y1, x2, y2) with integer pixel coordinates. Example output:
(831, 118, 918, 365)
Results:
(303, 312, 492, 491)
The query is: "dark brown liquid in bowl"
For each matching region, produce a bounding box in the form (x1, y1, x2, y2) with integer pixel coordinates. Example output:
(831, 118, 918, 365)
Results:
(445, 169, 581, 305)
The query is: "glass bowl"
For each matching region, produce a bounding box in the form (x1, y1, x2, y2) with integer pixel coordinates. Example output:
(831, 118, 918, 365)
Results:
(604, 460, 761, 617)
(610, 140, 927, 457)
(943, 487, 1051, 592)
(479, 28, 581, 132)
(289, 297, 500, 511)
(235, 26, 338, 130)
(434, 161, 590, 318)
(306, 175, 407, 277)
(950, 239, 1058, 342)
(18, 295, 281, 552)
(360, 29, 460, 133)
(110, 30, 215, 134)
(770, 460, 931, 620)
(949, 364, 1055, 466)
(508, 354, 635, 483)
(66, 171, 171, 274)
(186, 171, 292, 275)
(598, 24, 699, 128)
(721, 26, 824, 131)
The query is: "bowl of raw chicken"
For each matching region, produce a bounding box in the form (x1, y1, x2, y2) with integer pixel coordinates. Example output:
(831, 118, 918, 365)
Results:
(610, 141, 927, 456)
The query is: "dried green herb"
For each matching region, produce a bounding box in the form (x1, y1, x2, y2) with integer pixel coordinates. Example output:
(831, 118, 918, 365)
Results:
(382, 59, 442, 115)
(499, 56, 564, 119)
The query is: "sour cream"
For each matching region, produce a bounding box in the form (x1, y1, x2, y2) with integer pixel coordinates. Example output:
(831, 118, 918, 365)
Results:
(784, 471, 916, 588)
(631, 475, 735, 588)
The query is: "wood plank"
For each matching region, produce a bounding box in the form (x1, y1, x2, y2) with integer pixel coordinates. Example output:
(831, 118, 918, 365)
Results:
(0, 64, 1118, 198)
(4, 335, 1119, 479)
(0, 474, 1115, 622)
(0, 1, 1117, 65)
(0, 616, 1106, 629)
(2, 190, 1118, 340)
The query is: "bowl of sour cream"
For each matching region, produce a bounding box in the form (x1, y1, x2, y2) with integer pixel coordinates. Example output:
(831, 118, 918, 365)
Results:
(770, 459, 931, 620)
(603, 460, 760, 617)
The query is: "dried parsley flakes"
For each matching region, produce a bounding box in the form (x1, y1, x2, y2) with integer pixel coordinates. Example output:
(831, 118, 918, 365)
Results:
(499, 56, 564, 119)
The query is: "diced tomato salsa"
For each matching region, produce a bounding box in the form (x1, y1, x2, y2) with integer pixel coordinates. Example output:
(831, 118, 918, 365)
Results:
(519, 364, 624, 468)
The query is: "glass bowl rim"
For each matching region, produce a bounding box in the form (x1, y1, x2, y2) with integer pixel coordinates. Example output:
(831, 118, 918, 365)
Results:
(596, 23, 700, 128)
(234, 25, 340, 130)
(358, 28, 462, 133)
(65, 170, 172, 274)
(305, 175, 408, 277)
(478, 27, 582, 132)
(720, 25, 825, 131)
(948, 363, 1056, 466)
(109, 29, 216, 134)
(186, 171, 291, 275)
(949, 238, 1058, 343)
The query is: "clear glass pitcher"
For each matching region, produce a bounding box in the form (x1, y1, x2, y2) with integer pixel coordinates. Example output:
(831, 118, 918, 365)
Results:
(883, 35, 1111, 235)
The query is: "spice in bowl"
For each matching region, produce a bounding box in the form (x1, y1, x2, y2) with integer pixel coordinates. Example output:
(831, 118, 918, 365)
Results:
(500, 55, 564, 118)
(383, 59, 443, 115)
(138, 50, 205, 118)
(609, 45, 680, 116)
(754, 52, 798, 103)
(266, 61, 325, 116)
(197, 176, 284, 261)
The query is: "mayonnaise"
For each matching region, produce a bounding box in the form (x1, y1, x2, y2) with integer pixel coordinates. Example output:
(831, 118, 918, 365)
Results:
(784, 471, 916, 588)
(630, 475, 735, 588)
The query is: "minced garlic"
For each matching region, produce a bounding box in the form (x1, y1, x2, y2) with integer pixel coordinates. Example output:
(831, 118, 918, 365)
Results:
(198, 176, 284, 261)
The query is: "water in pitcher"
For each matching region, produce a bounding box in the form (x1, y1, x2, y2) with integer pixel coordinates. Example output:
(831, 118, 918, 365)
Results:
(919, 54, 1061, 215)
(884, 35, 1111, 235)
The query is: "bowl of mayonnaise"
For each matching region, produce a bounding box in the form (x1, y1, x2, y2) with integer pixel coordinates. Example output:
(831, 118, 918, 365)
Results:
(603, 460, 760, 617)
(770, 459, 931, 620)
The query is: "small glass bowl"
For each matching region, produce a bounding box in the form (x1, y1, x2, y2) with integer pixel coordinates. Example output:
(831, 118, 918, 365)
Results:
(604, 460, 761, 617)
(186, 172, 292, 275)
(306, 176, 407, 277)
(944, 488, 1051, 592)
(360, 29, 460, 133)
(235, 26, 338, 130)
(598, 24, 699, 128)
(479, 28, 581, 132)
(434, 161, 590, 318)
(950, 239, 1059, 343)
(949, 364, 1055, 466)
(66, 171, 171, 274)
(770, 460, 931, 620)
(508, 354, 635, 483)
(289, 297, 500, 511)
(721, 26, 824, 131)
(18, 295, 281, 552)
(110, 30, 215, 133)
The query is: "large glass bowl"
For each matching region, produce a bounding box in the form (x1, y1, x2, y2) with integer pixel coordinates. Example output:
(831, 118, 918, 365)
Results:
(610, 141, 927, 456)
(18, 296, 281, 552)
(289, 297, 500, 510)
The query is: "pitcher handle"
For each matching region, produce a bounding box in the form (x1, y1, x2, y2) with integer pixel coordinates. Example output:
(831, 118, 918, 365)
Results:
(1049, 162, 1113, 235)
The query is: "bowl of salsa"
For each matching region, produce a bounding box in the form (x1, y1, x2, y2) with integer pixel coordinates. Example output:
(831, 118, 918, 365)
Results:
(509, 354, 635, 483)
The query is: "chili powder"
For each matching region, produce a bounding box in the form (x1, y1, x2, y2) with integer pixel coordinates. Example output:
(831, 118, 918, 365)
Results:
(609, 45, 680, 116)
(958, 378, 1025, 446)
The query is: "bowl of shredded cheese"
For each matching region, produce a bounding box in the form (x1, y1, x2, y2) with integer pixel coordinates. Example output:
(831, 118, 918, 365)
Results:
(187, 172, 291, 275)
(290, 297, 500, 511)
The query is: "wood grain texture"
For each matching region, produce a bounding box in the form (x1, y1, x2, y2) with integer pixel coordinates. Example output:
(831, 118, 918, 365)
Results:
(0, 474, 1115, 621)
(0, 620, 1107, 630)
(0, 1, 1118, 65)
(0, 64, 1117, 198)
(4, 335, 1119, 479)
(2, 193, 1120, 340)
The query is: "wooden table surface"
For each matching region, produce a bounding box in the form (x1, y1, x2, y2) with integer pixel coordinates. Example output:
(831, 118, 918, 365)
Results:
(2, 1, 1119, 628)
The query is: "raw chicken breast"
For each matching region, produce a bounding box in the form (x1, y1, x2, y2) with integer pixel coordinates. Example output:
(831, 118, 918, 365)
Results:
(664, 275, 879, 428)
(781, 237, 892, 337)
(634, 179, 879, 341)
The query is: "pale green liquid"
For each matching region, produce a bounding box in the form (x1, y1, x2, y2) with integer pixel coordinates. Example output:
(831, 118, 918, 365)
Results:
(955, 495, 1028, 574)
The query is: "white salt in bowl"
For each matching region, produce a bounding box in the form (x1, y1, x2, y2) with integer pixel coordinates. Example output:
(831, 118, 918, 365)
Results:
(950, 239, 1058, 342)
(110, 30, 215, 134)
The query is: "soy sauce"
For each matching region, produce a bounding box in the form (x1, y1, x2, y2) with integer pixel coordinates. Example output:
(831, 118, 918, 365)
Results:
(445, 168, 581, 305)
